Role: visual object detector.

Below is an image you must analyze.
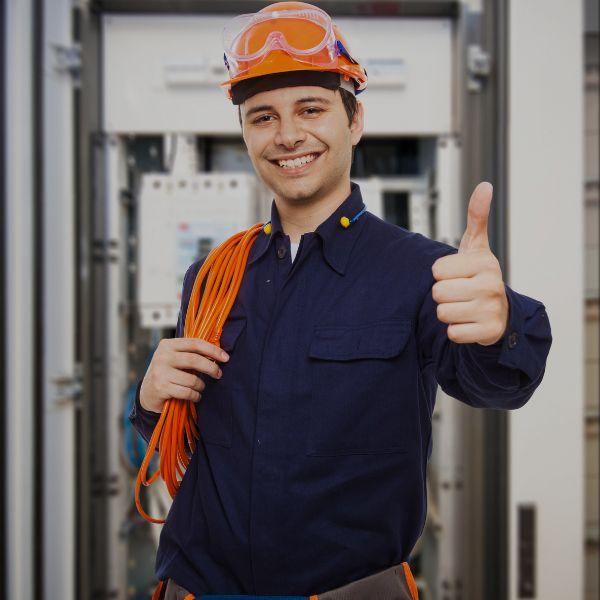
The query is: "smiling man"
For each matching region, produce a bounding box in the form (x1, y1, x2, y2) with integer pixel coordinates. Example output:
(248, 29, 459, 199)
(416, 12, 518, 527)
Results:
(130, 3, 553, 599)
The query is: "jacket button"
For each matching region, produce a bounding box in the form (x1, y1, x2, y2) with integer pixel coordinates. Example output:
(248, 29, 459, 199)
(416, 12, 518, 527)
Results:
(277, 246, 287, 259)
(508, 332, 518, 348)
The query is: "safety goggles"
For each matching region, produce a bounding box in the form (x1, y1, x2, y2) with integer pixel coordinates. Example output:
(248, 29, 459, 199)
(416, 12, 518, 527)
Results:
(222, 7, 354, 79)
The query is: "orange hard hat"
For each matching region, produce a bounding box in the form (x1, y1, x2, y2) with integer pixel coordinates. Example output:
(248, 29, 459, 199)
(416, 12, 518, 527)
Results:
(221, 2, 367, 103)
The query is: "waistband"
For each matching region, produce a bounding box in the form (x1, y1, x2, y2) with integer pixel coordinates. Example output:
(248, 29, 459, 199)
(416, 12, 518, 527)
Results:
(198, 597, 310, 599)
(158, 561, 419, 600)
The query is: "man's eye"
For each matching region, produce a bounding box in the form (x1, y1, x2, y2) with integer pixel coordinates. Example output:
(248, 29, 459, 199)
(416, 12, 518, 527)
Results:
(303, 107, 322, 116)
(253, 114, 274, 124)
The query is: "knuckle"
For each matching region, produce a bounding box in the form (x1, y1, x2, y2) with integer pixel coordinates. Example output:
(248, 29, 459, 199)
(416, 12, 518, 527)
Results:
(199, 340, 213, 355)
(198, 356, 219, 378)
(436, 304, 446, 321)
(195, 356, 207, 372)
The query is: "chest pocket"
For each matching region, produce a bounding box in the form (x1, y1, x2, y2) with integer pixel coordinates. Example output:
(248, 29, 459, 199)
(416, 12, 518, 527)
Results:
(197, 316, 246, 447)
(306, 319, 413, 456)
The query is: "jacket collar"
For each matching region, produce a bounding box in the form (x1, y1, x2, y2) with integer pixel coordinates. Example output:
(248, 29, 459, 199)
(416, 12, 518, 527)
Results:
(248, 182, 367, 276)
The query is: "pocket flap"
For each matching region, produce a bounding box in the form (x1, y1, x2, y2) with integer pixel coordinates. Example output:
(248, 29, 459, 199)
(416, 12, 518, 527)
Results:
(309, 319, 412, 361)
(219, 316, 247, 352)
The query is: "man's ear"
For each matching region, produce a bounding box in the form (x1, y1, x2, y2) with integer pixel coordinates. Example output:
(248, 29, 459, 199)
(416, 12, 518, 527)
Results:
(350, 100, 364, 146)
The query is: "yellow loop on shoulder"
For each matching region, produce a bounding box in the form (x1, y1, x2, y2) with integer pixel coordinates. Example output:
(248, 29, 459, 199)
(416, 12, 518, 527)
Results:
(263, 222, 272, 235)
(340, 216, 350, 229)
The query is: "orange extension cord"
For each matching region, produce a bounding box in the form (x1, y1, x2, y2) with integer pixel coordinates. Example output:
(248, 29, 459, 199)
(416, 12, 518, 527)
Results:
(135, 222, 264, 527)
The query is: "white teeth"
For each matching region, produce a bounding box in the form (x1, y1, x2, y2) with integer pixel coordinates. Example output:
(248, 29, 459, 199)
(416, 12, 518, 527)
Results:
(277, 154, 317, 168)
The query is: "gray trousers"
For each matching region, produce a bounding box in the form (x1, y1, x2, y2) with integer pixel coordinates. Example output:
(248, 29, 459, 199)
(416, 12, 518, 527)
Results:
(162, 562, 417, 599)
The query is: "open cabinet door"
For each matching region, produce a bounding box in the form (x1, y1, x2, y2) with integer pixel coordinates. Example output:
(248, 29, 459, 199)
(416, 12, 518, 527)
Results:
(42, 0, 79, 598)
(5, 0, 44, 598)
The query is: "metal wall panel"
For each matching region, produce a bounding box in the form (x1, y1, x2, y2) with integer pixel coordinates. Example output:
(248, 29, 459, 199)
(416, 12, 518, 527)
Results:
(508, 0, 584, 598)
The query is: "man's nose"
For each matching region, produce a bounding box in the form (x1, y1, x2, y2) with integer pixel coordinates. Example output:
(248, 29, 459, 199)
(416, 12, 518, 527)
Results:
(274, 117, 306, 149)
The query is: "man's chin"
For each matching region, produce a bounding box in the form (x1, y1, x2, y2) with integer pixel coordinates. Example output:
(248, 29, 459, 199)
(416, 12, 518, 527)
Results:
(268, 180, 322, 205)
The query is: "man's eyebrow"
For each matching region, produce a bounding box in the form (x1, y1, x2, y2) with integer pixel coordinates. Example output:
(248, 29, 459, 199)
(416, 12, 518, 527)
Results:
(243, 96, 331, 119)
(296, 96, 331, 105)
(244, 104, 275, 119)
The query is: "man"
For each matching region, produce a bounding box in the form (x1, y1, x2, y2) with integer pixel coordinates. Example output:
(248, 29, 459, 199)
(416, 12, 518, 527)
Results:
(130, 3, 552, 599)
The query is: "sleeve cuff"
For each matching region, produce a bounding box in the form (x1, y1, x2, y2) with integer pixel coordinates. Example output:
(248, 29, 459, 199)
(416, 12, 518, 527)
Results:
(463, 282, 552, 382)
(128, 378, 162, 444)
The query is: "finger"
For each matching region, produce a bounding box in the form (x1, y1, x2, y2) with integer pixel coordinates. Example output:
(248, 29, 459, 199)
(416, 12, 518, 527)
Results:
(432, 278, 475, 304)
(168, 368, 206, 393)
(432, 252, 488, 281)
(446, 322, 486, 344)
(171, 337, 230, 362)
(165, 381, 201, 403)
(436, 300, 478, 325)
(172, 352, 222, 380)
(458, 182, 492, 254)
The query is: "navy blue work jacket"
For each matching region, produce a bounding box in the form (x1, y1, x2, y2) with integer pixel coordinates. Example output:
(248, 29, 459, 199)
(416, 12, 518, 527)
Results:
(130, 182, 552, 596)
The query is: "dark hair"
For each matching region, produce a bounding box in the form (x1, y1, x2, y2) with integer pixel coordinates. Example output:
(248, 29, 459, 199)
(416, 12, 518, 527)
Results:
(339, 87, 358, 126)
(237, 86, 359, 127)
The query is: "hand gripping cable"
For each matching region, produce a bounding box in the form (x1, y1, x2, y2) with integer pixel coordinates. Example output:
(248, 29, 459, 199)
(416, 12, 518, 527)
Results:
(135, 223, 264, 524)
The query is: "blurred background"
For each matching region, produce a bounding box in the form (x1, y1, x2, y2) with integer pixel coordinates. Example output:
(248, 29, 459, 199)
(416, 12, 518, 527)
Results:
(1, 0, 598, 598)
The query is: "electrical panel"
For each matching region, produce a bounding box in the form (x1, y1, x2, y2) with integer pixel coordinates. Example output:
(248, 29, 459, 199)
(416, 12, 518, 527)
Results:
(137, 172, 259, 328)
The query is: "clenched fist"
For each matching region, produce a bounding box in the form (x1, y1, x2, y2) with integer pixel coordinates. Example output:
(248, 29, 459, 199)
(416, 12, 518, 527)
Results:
(431, 181, 509, 346)
(139, 338, 230, 414)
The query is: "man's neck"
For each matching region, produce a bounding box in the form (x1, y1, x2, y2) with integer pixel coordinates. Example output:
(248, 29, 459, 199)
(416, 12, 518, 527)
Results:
(275, 181, 352, 244)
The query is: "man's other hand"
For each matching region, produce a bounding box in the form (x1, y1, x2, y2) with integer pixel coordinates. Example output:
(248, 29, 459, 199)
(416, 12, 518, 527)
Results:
(139, 338, 230, 414)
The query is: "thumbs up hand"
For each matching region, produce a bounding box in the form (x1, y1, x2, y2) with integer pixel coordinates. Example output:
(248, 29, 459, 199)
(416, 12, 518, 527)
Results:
(431, 182, 509, 346)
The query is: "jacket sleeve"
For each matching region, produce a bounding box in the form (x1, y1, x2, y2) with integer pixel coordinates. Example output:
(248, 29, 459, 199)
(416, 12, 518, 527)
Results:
(128, 260, 202, 444)
(416, 245, 553, 410)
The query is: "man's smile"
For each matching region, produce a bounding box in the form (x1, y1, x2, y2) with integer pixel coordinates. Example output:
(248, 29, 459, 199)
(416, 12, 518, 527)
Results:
(267, 151, 323, 174)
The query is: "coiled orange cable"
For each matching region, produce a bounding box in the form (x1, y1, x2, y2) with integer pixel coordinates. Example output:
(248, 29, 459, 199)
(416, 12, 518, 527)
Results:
(135, 223, 264, 524)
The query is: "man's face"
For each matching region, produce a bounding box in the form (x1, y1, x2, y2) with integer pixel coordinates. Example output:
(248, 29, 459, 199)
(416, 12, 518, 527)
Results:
(241, 85, 364, 206)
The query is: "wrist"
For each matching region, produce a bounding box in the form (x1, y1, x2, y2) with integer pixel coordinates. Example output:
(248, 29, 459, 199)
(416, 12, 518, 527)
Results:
(139, 380, 162, 414)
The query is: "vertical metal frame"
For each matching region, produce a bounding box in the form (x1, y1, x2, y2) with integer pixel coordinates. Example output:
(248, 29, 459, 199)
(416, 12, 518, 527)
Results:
(0, 0, 7, 592)
(5, 0, 37, 598)
(75, 3, 102, 598)
(430, 136, 472, 599)
(105, 135, 131, 595)
(465, 1, 511, 597)
(89, 135, 130, 596)
(34, 1, 45, 597)
(41, 0, 79, 596)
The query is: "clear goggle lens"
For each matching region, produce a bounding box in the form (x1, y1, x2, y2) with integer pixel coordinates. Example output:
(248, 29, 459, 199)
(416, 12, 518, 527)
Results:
(223, 8, 338, 77)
